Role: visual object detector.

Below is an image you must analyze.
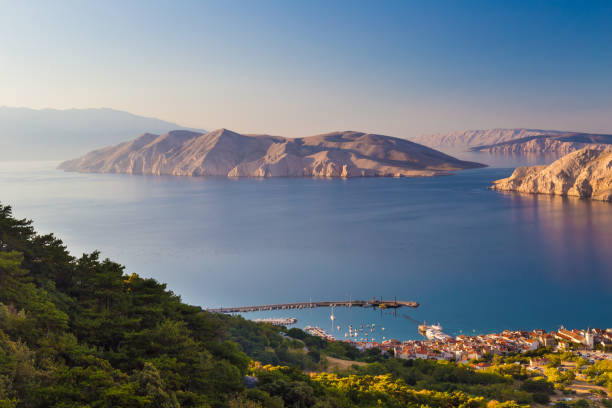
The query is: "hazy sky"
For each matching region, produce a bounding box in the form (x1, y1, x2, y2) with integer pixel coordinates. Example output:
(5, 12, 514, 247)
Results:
(1, 0, 611, 137)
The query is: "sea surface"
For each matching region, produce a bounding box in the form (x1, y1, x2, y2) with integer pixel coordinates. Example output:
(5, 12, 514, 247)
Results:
(0, 155, 610, 341)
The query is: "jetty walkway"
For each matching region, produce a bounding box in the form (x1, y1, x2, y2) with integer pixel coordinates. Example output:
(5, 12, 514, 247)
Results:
(207, 298, 419, 314)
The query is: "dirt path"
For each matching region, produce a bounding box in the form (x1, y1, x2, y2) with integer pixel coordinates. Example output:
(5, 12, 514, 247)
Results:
(325, 356, 367, 371)
(569, 380, 610, 397)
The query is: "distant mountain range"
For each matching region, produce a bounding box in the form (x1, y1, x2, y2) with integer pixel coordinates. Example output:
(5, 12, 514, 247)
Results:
(0, 107, 203, 160)
(470, 132, 612, 155)
(411, 129, 565, 151)
(3, 107, 608, 163)
(412, 128, 612, 156)
(59, 129, 484, 178)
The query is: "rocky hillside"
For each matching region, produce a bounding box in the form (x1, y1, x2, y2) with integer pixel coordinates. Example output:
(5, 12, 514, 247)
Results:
(492, 148, 612, 202)
(471, 132, 612, 155)
(58, 129, 484, 178)
(411, 129, 565, 151)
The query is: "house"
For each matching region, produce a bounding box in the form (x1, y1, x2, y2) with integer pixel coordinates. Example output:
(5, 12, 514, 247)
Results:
(539, 333, 557, 348)
(556, 328, 585, 345)
(529, 357, 550, 367)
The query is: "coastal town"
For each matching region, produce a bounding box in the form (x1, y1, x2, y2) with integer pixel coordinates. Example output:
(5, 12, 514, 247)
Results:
(300, 323, 612, 404)
(390, 326, 612, 363)
(305, 324, 612, 363)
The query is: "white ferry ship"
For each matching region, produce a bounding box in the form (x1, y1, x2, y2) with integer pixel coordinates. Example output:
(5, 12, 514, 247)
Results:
(418, 322, 452, 341)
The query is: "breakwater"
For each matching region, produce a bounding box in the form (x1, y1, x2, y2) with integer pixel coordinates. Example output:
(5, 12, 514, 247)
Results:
(207, 298, 419, 314)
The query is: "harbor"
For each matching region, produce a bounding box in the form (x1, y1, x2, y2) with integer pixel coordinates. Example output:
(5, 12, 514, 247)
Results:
(299, 321, 612, 364)
(237, 304, 612, 364)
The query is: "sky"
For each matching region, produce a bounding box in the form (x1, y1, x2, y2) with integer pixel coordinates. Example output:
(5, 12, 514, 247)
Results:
(1, 0, 611, 137)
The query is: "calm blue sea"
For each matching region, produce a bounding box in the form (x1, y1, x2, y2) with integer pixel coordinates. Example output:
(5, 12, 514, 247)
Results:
(1, 156, 610, 341)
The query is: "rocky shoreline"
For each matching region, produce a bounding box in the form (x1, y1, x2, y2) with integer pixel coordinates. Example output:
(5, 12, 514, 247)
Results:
(492, 148, 612, 202)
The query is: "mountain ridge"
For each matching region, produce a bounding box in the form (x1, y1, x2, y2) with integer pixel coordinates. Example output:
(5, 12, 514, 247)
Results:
(411, 128, 566, 151)
(59, 129, 485, 178)
(470, 132, 612, 155)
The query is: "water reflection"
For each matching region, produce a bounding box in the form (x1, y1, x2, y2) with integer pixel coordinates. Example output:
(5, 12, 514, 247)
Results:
(502, 191, 612, 288)
(450, 151, 563, 168)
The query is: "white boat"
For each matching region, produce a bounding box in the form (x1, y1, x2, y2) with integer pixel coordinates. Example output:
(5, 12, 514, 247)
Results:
(419, 322, 451, 340)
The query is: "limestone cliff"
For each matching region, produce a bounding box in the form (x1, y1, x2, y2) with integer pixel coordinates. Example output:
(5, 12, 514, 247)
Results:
(471, 133, 612, 155)
(411, 129, 565, 151)
(492, 148, 612, 202)
(58, 129, 484, 178)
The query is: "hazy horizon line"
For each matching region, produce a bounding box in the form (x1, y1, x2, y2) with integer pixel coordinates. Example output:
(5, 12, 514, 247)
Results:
(2, 105, 609, 138)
